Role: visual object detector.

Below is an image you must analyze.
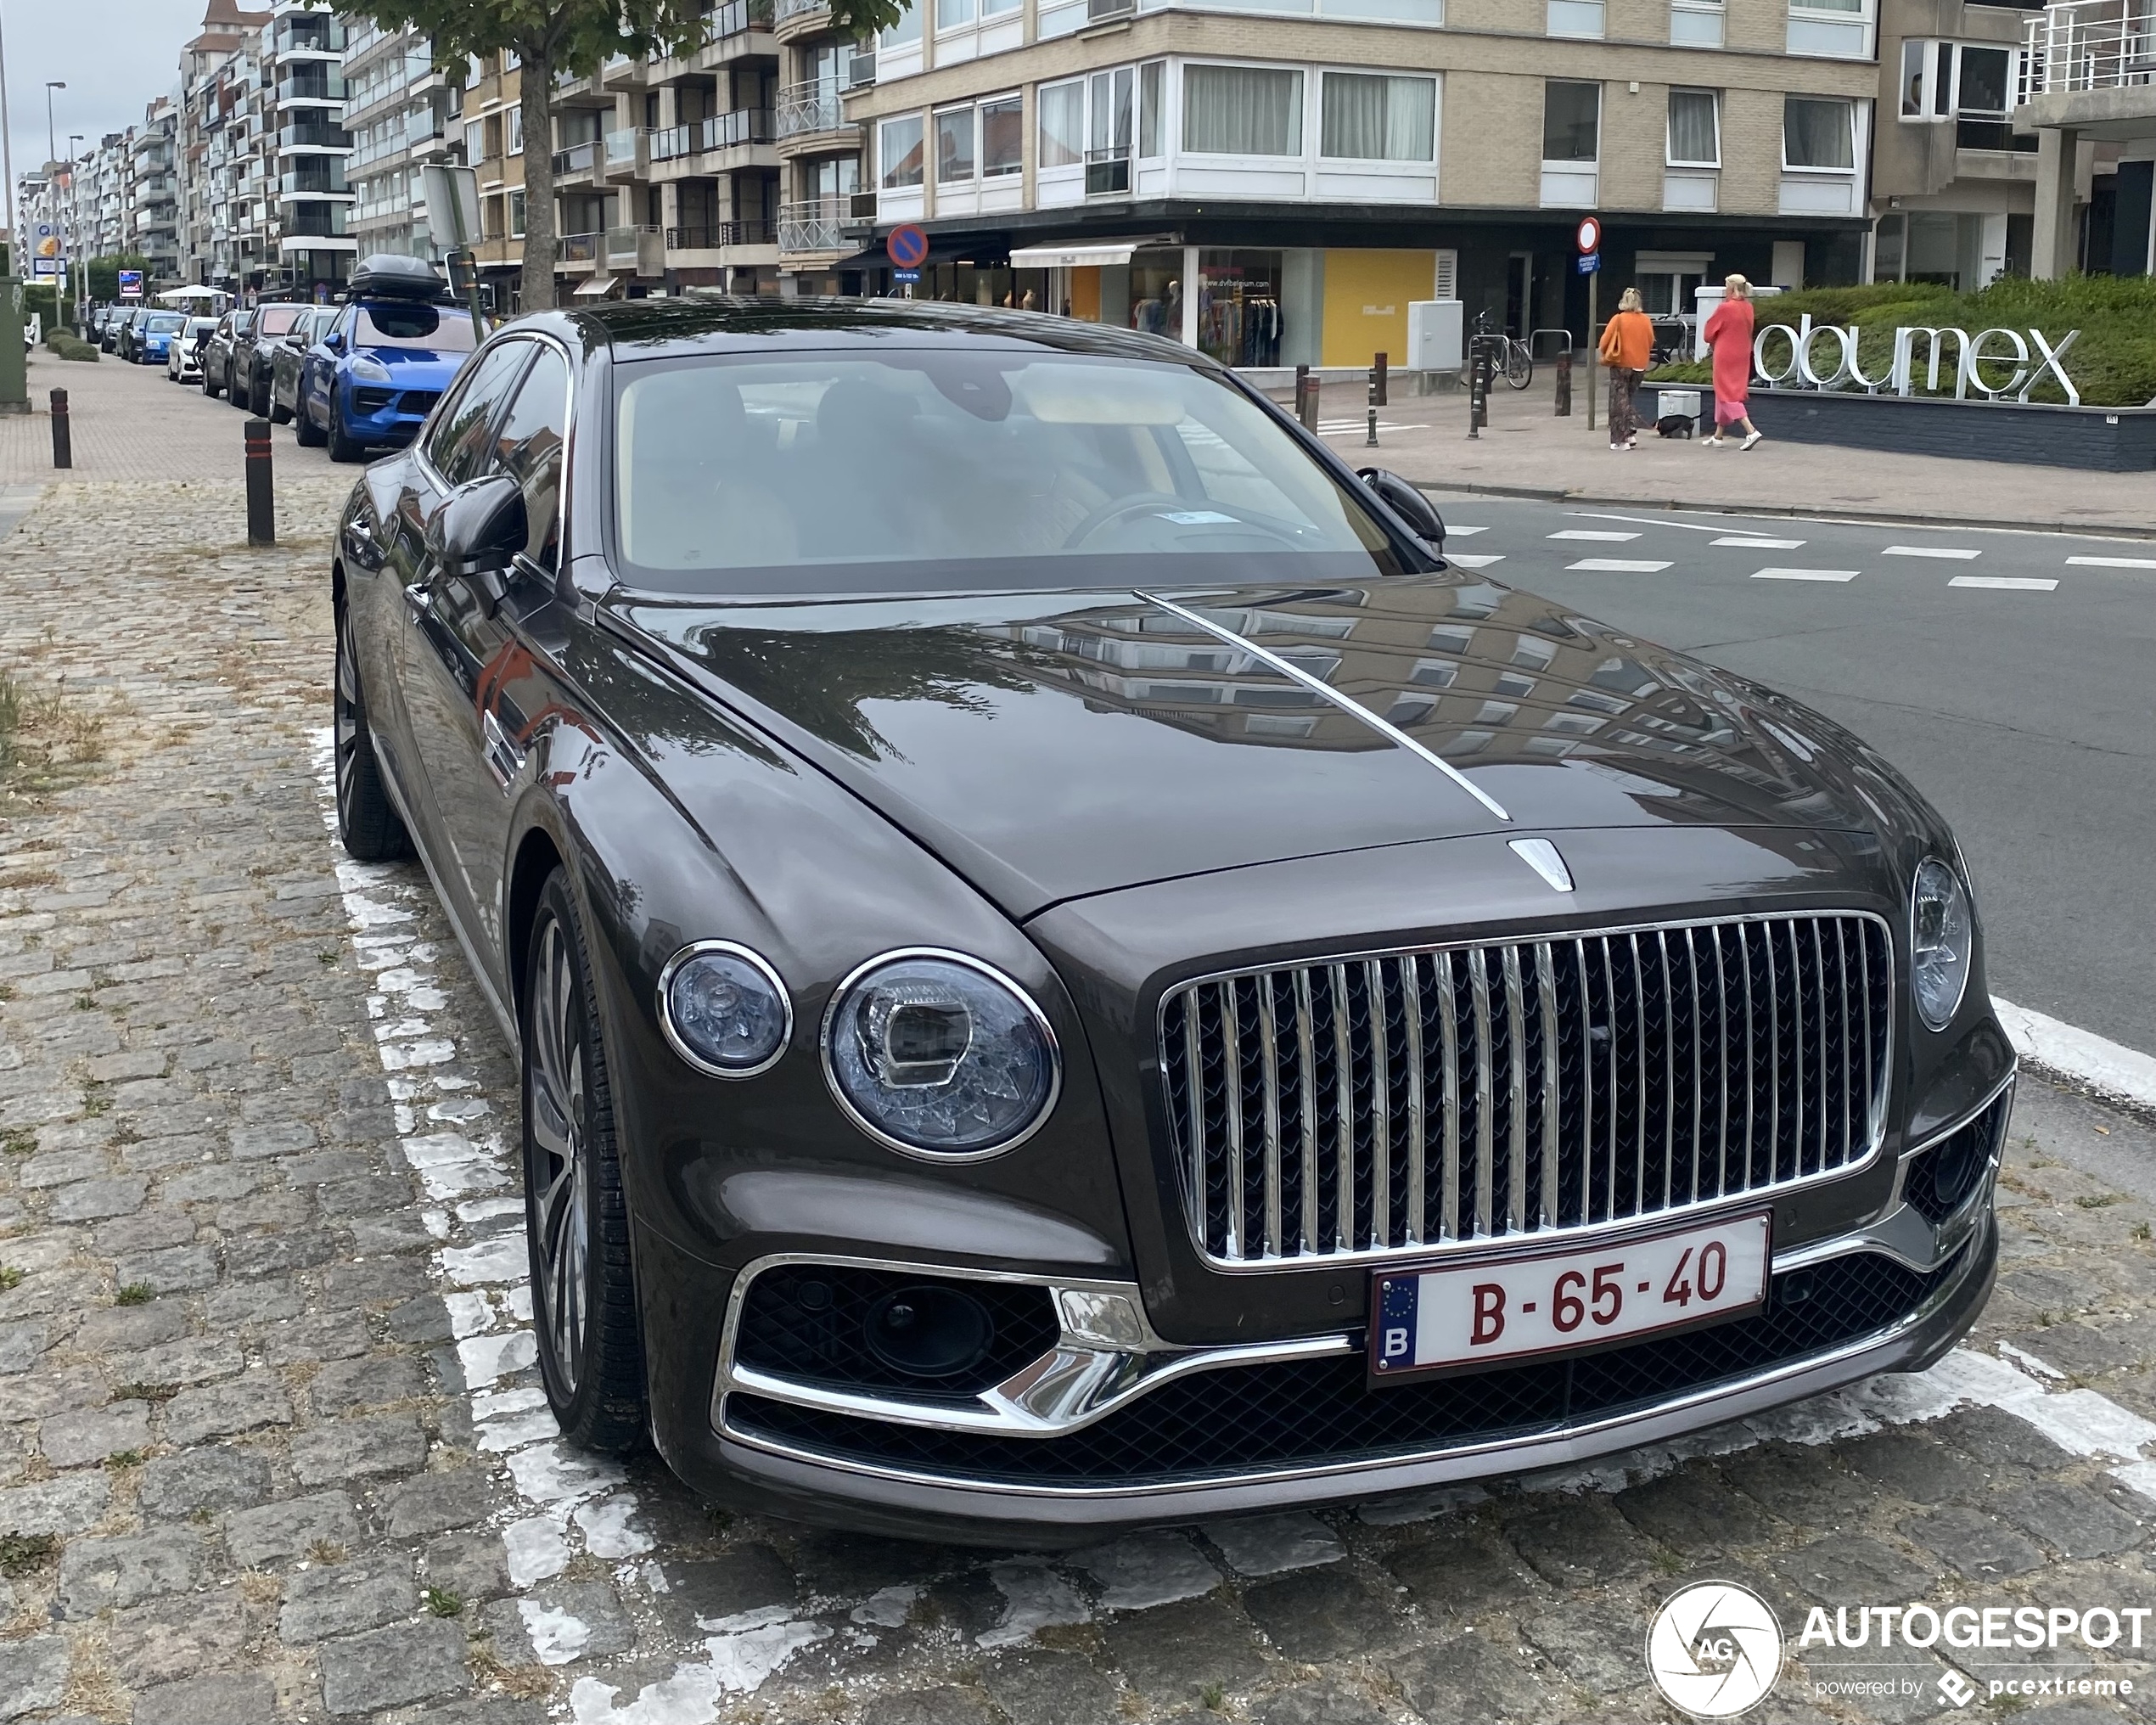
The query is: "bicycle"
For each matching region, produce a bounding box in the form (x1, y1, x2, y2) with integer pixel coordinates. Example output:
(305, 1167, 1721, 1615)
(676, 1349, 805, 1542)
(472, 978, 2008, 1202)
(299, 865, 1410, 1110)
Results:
(1470, 309, 1535, 391)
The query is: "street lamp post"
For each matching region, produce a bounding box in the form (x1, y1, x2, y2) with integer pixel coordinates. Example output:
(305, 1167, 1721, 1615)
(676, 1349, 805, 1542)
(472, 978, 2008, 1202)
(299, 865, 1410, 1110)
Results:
(66, 131, 81, 332)
(44, 81, 62, 324)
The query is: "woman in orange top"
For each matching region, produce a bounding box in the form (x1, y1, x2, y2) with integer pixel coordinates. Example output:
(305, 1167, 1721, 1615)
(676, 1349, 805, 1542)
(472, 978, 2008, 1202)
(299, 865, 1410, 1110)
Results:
(1700, 274, 1764, 449)
(1597, 287, 1655, 451)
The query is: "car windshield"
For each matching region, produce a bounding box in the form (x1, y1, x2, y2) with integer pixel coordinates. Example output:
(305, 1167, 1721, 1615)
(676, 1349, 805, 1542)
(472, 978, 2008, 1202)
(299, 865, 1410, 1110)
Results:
(255, 305, 306, 335)
(354, 303, 475, 351)
(145, 313, 184, 333)
(612, 350, 1408, 593)
(188, 318, 216, 335)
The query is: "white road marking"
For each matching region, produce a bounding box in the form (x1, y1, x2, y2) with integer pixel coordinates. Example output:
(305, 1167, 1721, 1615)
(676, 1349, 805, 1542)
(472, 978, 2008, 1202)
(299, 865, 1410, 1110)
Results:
(2066, 554, 2156, 569)
(1951, 576, 2058, 592)
(1994, 995, 2156, 1112)
(1446, 553, 1506, 568)
(1883, 545, 1982, 560)
(1752, 568, 1859, 582)
(1442, 525, 1487, 537)
(1711, 537, 1805, 549)
(1568, 510, 1738, 534)
(1317, 420, 1416, 434)
(1568, 559, 1673, 572)
(1550, 529, 1641, 542)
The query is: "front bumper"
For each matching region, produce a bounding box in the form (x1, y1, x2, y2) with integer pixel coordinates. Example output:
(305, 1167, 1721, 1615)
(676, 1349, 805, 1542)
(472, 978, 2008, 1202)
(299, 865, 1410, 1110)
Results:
(661, 1085, 2007, 1543)
(342, 383, 444, 448)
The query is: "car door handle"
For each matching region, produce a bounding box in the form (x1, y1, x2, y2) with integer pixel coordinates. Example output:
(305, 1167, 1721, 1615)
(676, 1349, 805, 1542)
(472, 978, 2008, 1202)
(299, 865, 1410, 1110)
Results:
(481, 708, 526, 791)
(403, 582, 432, 621)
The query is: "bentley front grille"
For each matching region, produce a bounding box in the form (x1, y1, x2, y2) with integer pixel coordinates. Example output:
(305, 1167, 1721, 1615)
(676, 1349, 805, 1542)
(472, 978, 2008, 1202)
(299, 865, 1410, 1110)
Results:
(1159, 913, 1892, 1267)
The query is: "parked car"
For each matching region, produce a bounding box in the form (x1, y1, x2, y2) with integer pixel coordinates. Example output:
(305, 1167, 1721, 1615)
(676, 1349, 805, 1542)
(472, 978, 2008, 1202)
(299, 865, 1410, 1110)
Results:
(169, 316, 218, 383)
(329, 300, 2008, 1542)
(101, 307, 140, 354)
(130, 310, 188, 366)
(199, 309, 254, 400)
(228, 301, 313, 416)
(267, 306, 337, 424)
(296, 266, 474, 462)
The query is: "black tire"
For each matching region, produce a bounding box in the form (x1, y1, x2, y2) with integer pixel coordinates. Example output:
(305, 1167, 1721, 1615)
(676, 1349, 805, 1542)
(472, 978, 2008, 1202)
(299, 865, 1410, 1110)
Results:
(523, 868, 648, 1453)
(295, 393, 326, 447)
(327, 389, 362, 463)
(270, 395, 292, 426)
(333, 604, 411, 862)
(232, 367, 254, 409)
(203, 366, 222, 400)
(251, 376, 272, 418)
(1505, 343, 1534, 391)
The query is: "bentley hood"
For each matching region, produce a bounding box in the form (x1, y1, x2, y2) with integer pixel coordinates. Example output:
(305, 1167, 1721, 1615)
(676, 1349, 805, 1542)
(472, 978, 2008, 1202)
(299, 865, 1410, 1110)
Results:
(613, 573, 1901, 921)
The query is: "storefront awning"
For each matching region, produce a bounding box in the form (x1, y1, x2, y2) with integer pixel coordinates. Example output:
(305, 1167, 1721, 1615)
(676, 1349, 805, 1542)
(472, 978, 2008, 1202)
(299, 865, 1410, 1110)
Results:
(571, 276, 618, 299)
(1007, 239, 1163, 270)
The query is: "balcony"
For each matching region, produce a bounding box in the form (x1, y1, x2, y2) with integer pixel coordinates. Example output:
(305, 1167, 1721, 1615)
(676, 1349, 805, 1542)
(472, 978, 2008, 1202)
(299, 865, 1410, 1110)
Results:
(280, 165, 351, 195)
(559, 229, 602, 267)
(772, 0, 833, 39)
(777, 82, 855, 149)
(703, 0, 776, 39)
(604, 127, 652, 180)
(278, 70, 348, 104)
(2017, 0, 2156, 135)
(1085, 149, 1130, 196)
(777, 195, 850, 253)
(606, 222, 665, 275)
(651, 109, 776, 161)
(283, 205, 351, 239)
(666, 218, 777, 250)
(552, 138, 603, 183)
(279, 119, 351, 151)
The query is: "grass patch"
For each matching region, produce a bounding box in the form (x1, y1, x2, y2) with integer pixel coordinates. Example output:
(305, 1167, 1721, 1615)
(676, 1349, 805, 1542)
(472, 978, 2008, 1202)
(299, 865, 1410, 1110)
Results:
(1, 1128, 33, 1155)
(1646, 274, 2156, 407)
(115, 1381, 180, 1403)
(104, 1449, 144, 1469)
(114, 1283, 156, 1306)
(423, 1584, 463, 1617)
(0, 1532, 59, 1576)
(2076, 1194, 2123, 1210)
(0, 664, 107, 806)
(0, 1266, 22, 1291)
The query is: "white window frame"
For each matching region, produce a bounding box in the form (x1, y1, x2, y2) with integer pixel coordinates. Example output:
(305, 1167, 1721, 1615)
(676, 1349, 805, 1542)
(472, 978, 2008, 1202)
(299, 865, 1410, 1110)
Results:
(879, 112, 926, 188)
(935, 104, 977, 183)
(980, 93, 1024, 177)
(1781, 94, 1856, 173)
(1317, 70, 1437, 164)
(1037, 77, 1085, 171)
(1665, 87, 1721, 167)
(1180, 60, 1306, 159)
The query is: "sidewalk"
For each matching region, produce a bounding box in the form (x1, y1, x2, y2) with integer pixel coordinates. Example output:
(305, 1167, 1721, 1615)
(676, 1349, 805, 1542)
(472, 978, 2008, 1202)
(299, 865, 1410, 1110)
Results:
(1293, 372, 2156, 538)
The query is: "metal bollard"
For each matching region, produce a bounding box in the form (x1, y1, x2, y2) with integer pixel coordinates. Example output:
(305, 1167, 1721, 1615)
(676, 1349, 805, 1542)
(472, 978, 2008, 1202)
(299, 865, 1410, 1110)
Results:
(1555, 351, 1573, 418)
(1374, 351, 1389, 408)
(1366, 370, 1379, 447)
(1299, 373, 1320, 433)
(1468, 343, 1489, 439)
(49, 388, 71, 469)
(1293, 362, 1309, 426)
(244, 418, 275, 547)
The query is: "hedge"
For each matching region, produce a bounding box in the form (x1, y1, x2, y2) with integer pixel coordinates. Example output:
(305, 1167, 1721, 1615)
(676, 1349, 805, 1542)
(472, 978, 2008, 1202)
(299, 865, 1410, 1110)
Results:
(1645, 275, 2156, 408)
(45, 331, 99, 362)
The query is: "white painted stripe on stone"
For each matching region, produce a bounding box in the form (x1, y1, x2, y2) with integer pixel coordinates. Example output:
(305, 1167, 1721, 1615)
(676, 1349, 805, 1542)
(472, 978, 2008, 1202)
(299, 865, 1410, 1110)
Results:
(1950, 576, 2058, 591)
(2065, 554, 2156, 569)
(1569, 559, 1675, 572)
(1884, 545, 1982, 559)
(1993, 995, 2156, 1111)
(1551, 529, 1642, 541)
(1753, 568, 1860, 582)
(1711, 537, 1805, 549)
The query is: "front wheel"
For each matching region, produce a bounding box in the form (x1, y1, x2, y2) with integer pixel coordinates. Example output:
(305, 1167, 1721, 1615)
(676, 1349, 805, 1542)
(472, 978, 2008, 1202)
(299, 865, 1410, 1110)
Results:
(203, 368, 222, 400)
(295, 392, 326, 447)
(327, 389, 362, 463)
(523, 869, 648, 1453)
(1504, 342, 1534, 390)
(333, 604, 411, 862)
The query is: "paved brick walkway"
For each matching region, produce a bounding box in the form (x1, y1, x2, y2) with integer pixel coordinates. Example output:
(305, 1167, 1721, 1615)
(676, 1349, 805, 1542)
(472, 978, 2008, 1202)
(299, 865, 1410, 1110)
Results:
(5, 469, 2156, 1724)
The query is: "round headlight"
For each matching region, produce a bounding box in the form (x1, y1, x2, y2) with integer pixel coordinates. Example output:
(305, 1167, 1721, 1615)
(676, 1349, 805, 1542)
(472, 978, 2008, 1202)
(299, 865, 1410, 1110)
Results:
(1911, 858, 1972, 1032)
(822, 950, 1060, 1159)
(658, 942, 791, 1078)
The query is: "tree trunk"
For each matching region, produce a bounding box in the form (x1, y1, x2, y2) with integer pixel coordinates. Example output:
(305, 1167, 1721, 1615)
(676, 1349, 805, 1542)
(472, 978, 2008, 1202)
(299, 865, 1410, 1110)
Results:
(518, 40, 559, 311)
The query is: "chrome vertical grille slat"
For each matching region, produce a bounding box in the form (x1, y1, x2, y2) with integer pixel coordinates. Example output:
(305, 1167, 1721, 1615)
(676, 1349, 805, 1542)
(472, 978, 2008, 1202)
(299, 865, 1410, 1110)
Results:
(1159, 913, 1894, 1268)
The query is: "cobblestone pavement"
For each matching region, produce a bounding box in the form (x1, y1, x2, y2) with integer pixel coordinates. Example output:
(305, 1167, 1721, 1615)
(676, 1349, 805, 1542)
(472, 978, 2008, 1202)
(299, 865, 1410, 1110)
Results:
(6, 471, 2156, 1725)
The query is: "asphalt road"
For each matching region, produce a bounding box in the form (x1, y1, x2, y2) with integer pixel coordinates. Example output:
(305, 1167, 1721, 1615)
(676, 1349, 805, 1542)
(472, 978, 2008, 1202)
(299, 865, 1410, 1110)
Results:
(1423, 493, 2156, 1059)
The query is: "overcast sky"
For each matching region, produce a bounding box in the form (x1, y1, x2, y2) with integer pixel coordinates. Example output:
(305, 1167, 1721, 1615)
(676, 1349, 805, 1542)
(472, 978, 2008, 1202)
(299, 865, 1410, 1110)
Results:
(3, 0, 202, 203)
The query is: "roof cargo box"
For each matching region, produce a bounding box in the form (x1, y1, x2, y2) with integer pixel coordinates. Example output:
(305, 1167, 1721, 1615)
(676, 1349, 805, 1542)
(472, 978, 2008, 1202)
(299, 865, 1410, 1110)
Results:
(348, 253, 448, 301)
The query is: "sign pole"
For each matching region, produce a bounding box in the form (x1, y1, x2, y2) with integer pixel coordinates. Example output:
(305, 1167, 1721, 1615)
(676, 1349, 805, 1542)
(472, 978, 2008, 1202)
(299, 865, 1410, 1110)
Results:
(1587, 268, 1598, 433)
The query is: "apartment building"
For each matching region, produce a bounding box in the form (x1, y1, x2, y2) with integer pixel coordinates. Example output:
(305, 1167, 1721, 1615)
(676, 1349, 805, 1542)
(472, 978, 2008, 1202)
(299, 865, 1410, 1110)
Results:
(270, 1, 357, 289)
(345, 20, 458, 258)
(548, 1, 784, 300)
(134, 99, 184, 282)
(822, 0, 1878, 362)
(462, 53, 530, 305)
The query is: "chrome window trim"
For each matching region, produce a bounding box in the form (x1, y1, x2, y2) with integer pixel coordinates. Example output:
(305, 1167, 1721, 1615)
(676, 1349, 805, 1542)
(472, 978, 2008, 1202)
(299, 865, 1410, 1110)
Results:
(1159, 907, 1897, 1273)
(817, 947, 1064, 1162)
(655, 939, 794, 1080)
(712, 1228, 1985, 1499)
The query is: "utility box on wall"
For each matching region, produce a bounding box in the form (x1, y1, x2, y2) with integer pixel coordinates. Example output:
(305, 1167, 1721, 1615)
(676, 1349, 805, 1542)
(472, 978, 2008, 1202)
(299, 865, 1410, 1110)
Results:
(1407, 300, 1463, 372)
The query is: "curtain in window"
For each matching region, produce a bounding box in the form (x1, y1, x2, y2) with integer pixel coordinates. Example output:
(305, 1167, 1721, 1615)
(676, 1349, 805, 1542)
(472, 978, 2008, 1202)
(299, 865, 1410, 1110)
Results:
(1182, 65, 1303, 156)
(879, 115, 924, 187)
(1320, 73, 1434, 161)
(1783, 97, 1854, 168)
(1666, 90, 1718, 165)
(1038, 81, 1083, 168)
(1541, 81, 1599, 162)
(1140, 62, 1164, 157)
(982, 98, 1023, 175)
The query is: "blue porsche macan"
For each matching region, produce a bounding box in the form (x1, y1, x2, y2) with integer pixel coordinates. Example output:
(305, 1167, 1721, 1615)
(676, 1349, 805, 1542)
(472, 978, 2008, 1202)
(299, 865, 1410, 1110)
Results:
(297, 289, 478, 463)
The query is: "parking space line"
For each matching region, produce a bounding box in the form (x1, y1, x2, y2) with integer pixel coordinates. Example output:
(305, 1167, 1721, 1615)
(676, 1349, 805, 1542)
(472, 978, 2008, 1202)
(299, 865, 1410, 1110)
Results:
(1568, 559, 1673, 572)
(1711, 537, 1805, 549)
(1884, 546, 1982, 559)
(1951, 576, 2058, 591)
(1550, 530, 1641, 542)
(2066, 555, 2156, 569)
(1752, 568, 1860, 582)
(1446, 553, 1506, 569)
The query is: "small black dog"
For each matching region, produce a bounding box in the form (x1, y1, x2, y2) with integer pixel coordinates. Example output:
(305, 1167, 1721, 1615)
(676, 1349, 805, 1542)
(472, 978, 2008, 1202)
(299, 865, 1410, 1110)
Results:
(1655, 414, 1695, 440)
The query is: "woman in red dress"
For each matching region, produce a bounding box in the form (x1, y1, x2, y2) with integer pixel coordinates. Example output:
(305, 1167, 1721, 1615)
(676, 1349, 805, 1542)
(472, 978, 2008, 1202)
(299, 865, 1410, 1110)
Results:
(1700, 273, 1764, 450)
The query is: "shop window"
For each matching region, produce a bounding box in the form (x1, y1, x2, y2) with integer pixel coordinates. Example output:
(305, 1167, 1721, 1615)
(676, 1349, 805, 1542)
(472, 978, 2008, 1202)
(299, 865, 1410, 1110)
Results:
(1039, 81, 1083, 170)
(1783, 96, 1854, 170)
(1666, 89, 1720, 166)
(1197, 250, 1283, 368)
(879, 114, 924, 187)
(936, 108, 975, 183)
(1319, 73, 1435, 162)
(982, 97, 1023, 177)
(1183, 65, 1303, 157)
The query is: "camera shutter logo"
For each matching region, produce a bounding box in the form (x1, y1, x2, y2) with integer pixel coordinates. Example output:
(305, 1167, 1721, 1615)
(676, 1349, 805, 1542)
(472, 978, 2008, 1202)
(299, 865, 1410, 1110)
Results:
(1647, 1582, 1784, 1717)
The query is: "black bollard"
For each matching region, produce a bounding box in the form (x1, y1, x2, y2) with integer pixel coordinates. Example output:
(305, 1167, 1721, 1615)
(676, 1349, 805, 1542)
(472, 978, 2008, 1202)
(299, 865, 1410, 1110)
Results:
(1366, 369, 1379, 447)
(49, 388, 71, 469)
(1293, 362, 1309, 425)
(1300, 372, 1320, 433)
(1468, 342, 1489, 439)
(244, 418, 275, 547)
(1374, 351, 1389, 408)
(1555, 351, 1573, 417)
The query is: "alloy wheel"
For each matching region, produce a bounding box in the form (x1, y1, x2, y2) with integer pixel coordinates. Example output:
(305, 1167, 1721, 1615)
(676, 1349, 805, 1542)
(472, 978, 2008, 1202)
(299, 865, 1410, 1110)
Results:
(334, 612, 362, 827)
(527, 916, 592, 1394)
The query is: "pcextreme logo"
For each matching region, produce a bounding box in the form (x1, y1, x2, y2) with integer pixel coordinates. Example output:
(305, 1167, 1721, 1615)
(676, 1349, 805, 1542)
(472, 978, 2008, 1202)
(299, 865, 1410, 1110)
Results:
(1646, 1582, 1786, 1718)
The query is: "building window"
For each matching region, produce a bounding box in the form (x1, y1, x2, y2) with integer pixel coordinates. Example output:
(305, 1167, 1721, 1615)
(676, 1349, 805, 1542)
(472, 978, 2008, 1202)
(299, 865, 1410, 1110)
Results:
(1039, 80, 1083, 169)
(1139, 61, 1164, 158)
(1182, 65, 1303, 157)
(1666, 89, 1720, 166)
(883, 3, 923, 42)
(936, 107, 975, 182)
(508, 188, 525, 237)
(1542, 81, 1600, 162)
(938, 0, 974, 28)
(463, 119, 486, 165)
(507, 108, 522, 155)
(1783, 95, 1854, 169)
(981, 96, 1023, 177)
(1319, 72, 1435, 161)
(879, 114, 924, 187)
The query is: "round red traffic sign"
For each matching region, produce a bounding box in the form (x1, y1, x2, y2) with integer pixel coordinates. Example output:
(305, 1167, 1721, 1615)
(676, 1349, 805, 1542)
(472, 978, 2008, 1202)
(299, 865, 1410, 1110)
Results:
(1575, 216, 1601, 256)
(887, 224, 929, 270)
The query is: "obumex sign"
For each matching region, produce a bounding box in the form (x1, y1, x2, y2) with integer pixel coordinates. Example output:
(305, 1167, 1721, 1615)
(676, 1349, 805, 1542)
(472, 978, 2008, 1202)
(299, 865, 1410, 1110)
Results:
(1753, 314, 2082, 407)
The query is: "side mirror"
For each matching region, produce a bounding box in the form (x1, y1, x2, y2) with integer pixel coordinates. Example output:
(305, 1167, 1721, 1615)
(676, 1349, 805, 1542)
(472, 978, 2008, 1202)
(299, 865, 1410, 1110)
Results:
(324, 331, 345, 352)
(1357, 468, 1446, 553)
(430, 474, 526, 579)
